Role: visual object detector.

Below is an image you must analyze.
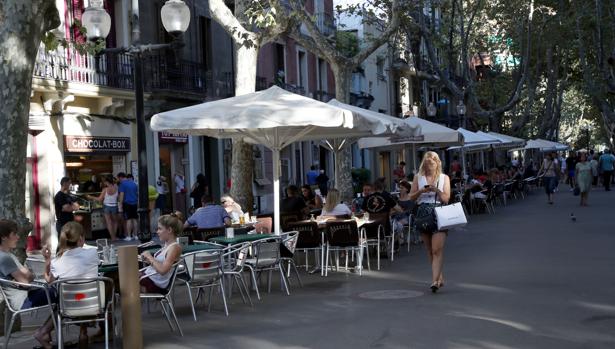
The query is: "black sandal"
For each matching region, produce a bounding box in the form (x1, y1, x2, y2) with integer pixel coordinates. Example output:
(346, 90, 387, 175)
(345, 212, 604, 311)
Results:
(430, 282, 439, 293)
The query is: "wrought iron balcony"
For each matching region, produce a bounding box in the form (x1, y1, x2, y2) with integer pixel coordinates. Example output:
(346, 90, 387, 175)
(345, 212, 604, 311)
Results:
(314, 12, 336, 37)
(33, 45, 232, 99)
(33, 46, 134, 89)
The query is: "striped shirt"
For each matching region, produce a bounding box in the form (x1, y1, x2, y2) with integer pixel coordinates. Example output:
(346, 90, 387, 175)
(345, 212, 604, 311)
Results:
(186, 205, 230, 228)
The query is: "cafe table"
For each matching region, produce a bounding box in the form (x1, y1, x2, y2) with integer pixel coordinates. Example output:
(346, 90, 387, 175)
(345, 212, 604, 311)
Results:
(98, 242, 222, 273)
(209, 233, 275, 246)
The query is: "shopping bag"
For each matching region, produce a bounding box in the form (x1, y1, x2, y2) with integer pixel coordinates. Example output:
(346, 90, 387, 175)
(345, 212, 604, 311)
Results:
(434, 202, 467, 230)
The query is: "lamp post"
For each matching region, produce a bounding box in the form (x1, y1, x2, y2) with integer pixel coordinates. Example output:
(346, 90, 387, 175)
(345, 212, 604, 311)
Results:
(456, 100, 466, 129)
(83, 0, 190, 242)
(427, 102, 437, 119)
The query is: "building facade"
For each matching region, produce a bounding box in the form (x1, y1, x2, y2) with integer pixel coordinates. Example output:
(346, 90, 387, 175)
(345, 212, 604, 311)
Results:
(27, 0, 234, 248)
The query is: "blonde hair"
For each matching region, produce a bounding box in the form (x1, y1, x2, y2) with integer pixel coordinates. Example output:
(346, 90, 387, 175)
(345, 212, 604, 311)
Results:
(158, 214, 183, 236)
(57, 222, 84, 257)
(220, 195, 234, 205)
(323, 188, 340, 213)
(418, 151, 442, 179)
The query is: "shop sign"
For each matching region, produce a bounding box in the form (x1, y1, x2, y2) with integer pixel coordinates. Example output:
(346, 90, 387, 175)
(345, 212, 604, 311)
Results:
(159, 132, 188, 144)
(65, 136, 130, 153)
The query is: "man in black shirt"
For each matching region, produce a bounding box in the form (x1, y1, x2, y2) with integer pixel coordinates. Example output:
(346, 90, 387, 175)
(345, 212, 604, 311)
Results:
(280, 185, 307, 214)
(54, 177, 79, 234)
(362, 181, 402, 214)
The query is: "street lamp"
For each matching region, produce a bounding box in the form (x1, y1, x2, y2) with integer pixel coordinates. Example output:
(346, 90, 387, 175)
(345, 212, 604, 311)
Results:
(456, 100, 466, 129)
(427, 102, 437, 118)
(83, 0, 190, 241)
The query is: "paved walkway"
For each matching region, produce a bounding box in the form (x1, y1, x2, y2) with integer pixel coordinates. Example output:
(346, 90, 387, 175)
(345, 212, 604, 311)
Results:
(11, 186, 615, 348)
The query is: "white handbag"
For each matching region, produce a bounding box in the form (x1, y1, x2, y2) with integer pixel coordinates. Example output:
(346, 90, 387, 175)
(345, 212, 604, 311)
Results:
(434, 202, 467, 230)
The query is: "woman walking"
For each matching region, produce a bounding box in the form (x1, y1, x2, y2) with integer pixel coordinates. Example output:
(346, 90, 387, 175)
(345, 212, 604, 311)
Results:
(575, 152, 593, 206)
(538, 153, 559, 204)
(409, 152, 451, 293)
(88, 175, 119, 240)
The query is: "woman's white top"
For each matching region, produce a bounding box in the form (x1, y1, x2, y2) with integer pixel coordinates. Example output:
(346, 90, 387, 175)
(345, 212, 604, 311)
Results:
(144, 242, 179, 289)
(417, 174, 446, 205)
(51, 247, 99, 279)
(321, 203, 352, 216)
(103, 186, 118, 206)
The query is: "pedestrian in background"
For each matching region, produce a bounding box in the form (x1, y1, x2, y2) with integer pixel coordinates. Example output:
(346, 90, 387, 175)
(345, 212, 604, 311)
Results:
(306, 165, 319, 186)
(54, 177, 79, 235)
(538, 153, 559, 204)
(598, 149, 615, 191)
(87, 175, 119, 240)
(576, 152, 593, 206)
(190, 173, 208, 209)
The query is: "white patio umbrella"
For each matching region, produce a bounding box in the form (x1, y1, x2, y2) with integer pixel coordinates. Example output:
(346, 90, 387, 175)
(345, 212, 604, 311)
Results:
(446, 128, 503, 175)
(522, 139, 569, 152)
(485, 131, 525, 149)
(356, 115, 461, 171)
(151, 86, 403, 234)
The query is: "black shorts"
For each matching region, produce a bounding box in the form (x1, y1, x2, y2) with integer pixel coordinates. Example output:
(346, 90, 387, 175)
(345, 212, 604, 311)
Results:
(124, 203, 138, 219)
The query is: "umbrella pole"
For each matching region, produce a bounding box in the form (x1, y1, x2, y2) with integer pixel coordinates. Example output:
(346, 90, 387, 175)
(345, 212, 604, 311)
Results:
(412, 143, 417, 173)
(272, 148, 281, 235)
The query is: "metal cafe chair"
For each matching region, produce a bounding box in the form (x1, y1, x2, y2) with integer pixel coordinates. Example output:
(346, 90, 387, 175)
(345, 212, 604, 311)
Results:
(139, 262, 184, 336)
(178, 249, 228, 320)
(0, 278, 56, 349)
(244, 237, 290, 300)
(51, 277, 114, 349)
(220, 242, 253, 308)
(279, 231, 303, 287)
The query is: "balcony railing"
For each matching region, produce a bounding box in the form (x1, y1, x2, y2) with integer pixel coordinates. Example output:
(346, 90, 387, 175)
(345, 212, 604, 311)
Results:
(142, 52, 233, 98)
(33, 45, 233, 99)
(33, 46, 134, 89)
(315, 13, 336, 37)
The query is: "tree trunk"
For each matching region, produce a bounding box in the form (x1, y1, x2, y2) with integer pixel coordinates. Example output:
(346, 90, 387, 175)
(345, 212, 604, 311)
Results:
(229, 40, 258, 213)
(0, 0, 60, 335)
(330, 64, 354, 203)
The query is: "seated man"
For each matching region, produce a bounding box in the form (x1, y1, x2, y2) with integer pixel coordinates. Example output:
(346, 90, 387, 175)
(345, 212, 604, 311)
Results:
(361, 181, 402, 215)
(0, 219, 53, 348)
(280, 185, 308, 215)
(351, 183, 373, 213)
(184, 195, 231, 229)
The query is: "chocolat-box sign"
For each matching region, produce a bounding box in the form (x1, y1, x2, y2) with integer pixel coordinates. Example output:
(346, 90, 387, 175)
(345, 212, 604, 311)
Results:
(65, 136, 131, 153)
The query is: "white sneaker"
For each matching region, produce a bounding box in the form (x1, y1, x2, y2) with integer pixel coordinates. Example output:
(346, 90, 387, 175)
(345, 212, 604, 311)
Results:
(123, 236, 132, 241)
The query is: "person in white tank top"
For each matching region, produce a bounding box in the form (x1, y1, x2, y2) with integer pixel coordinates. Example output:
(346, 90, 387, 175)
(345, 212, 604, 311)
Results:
(409, 151, 451, 294)
(87, 175, 120, 240)
(140, 214, 182, 293)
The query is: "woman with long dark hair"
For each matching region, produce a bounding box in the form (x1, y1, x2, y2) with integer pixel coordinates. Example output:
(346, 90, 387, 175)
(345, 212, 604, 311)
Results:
(190, 173, 208, 209)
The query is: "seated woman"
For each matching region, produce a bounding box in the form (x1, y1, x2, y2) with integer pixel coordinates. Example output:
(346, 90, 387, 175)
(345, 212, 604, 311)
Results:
(139, 214, 182, 294)
(221, 195, 244, 222)
(41, 221, 100, 347)
(0, 219, 54, 349)
(393, 181, 415, 244)
(301, 185, 323, 210)
(319, 189, 351, 218)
